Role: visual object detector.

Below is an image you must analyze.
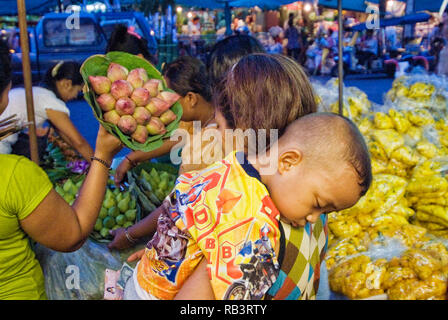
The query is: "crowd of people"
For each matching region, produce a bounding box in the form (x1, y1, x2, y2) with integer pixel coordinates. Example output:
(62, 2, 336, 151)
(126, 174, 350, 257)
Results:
(0, 20, 374, 300)
(179, 9, 448, 77)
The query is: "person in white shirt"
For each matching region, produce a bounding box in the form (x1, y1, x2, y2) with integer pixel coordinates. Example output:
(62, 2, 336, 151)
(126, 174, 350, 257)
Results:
(0, 61, 93, 161)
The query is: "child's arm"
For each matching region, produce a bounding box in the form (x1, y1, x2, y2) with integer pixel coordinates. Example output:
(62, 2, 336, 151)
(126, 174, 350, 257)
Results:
(114, 139, 180, 185)
(108, 205, 163, 250)
(174, 258, 215, 300)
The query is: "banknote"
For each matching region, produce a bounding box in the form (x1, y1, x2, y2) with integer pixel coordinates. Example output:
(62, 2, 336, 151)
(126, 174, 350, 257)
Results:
(117, 262, 134, 291)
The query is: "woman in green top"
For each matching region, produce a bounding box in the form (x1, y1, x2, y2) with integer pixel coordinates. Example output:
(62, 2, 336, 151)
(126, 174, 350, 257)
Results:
(0, 40, 123, 299)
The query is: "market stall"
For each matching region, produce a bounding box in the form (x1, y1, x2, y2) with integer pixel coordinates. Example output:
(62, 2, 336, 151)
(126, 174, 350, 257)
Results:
(312, 72, 448, 300)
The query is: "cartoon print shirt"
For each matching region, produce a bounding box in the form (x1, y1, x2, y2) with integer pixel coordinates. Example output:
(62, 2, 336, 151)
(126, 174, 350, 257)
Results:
(136, 151, 282, 300)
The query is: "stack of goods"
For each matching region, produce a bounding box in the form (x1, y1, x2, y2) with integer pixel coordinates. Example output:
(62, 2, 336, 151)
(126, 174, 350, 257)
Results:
(55, 176, 139, 242)
(312, 75, 448, 299)
(127, 163, 178, 217)
(328, 243, 448, 300)
(81, 52, 182, 152)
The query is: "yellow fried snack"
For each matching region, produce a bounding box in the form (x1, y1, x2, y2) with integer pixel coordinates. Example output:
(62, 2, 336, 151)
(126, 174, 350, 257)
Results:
(390, 146, 420, 167)
(389, 109, 411, 133)
(371, 129, 405, 158)
(405, 126, 423, 144)
(407, 176, 448, 194)
(406, 108, 435, 127)
(374, 112, 394, 129)
(415, 140, 439, 159)
(415, 211, 448, 228)
(416, 205, 448, 224)
(368, 141, 389, 162)
(408, 82, 435, 100)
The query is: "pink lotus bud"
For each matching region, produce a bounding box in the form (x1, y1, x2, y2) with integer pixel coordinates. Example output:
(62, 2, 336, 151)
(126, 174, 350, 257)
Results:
(115, 97, 136, 116)
(132, 107, 151, 125)
(89, 76, 111, 95)
(159, 109, 177, 125)
(118, 115, 137, 135)
(146, 117, 166, 135)
(145, 97, 171, 117)
(111, 80, 133, 100)
(158, 91, 181, 106)
(131, 125, 149, 144)
(96, 93, 116, 112)
(143, 79, 163, 97)
(127, 68, 149, 89)
(130, 88, 150, 107)
(103, 110, 120, 125)
(107, 63, 129, 82)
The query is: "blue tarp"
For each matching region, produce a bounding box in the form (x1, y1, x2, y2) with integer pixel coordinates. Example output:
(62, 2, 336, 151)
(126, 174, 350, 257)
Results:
(176, 0, 296, 10)
(349, 12, 431, 31)
(414, 0, 445, 13)
(318, 0, 379, 13)
(0, 0, 58, 15)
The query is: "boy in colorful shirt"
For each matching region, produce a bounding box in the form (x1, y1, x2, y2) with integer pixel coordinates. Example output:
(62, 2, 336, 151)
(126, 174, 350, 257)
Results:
(126, 113, 372, 300)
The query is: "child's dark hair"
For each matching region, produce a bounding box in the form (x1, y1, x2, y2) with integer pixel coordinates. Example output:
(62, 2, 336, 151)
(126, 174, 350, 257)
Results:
(0, 39, 11, 95)
(206, 35, 265, 91)
(215, 53, 317, 147)
(162, 56, 212, 102)
(106, 24, 156, 65)
(42, 61, 83, 99)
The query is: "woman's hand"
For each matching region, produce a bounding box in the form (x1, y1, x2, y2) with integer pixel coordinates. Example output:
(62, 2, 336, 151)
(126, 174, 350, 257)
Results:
(108, 227, 133, 250)
(127, 248, 146, 262)
(114, 157, 133, 186)
(94, 125, 123, 163)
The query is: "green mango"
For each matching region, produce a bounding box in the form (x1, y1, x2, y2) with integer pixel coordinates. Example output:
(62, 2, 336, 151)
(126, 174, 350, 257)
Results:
(103, 216, 115, 229)
(112, 225, 121, 230)
(113, 188, 120, 196)
(115, 214, 127, 226)
(55, 185, 65, 196)
(75, 180, 83, 189)
(115, 192, 123, 203)
(94, 218, 103, 231)
(125, 209, 137, 222)
(105, 188, 114, 200)
(99, 207, 108, 219)
(103, 197, 116, 209)
(123, 221, 133, 228)
(63, 194, 75, 204)
(63, 179, 75, 193)
(118, 194, 130, 213)
(129, 198, 136, 210)
(99, 227, 110, 238)
(108, 206, 120, 218)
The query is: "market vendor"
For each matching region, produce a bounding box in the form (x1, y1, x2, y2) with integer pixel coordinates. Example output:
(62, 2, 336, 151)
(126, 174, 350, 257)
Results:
(0, 61, 94, 163)
(0, 41, 123, 300)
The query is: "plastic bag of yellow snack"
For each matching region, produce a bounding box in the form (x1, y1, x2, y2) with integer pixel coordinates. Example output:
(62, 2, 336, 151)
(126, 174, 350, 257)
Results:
(388, 109, 411, 133)
(371, 158, 388, 175)
(407, 175, 448, 194)
(371, 129, 405, 158)
(405, 125, 423, 146)
(374, 112, 394, 129)
(406, 108, 435, 127)
(415, 211, 448, 228)
(416, 205, 448, 223)
(416, 140, 439, 159)
(390, 146, 420, 167)
(408, 82, 435, 100)
(368, 141, 388, 161)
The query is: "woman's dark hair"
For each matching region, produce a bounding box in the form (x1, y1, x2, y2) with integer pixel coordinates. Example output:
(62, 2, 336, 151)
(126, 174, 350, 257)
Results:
(42, 61, 83, 99)
(106, 24, 156, 65)
(206, 35, 265, 92)
(162, 56, 212, 102)
(288, 13, 294, 27)
(215, 53, 317, 147)
(0, 39, 12, 95)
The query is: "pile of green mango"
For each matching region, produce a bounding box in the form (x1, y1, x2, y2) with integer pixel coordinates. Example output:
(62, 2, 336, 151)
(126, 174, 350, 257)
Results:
(127, 166, 177, 216)
(55, 176, 139, 241)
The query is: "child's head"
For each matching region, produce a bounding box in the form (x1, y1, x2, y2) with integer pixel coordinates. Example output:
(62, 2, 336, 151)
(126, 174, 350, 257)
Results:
(106, 24, 156, 65)
(207, 34, 265, 92)
(260, 113, 372, 228)
(43, 61, 83, 102)
(0, 39, 11, 115)
(214, 53, 317, 147)
(162, 56, 213, 122)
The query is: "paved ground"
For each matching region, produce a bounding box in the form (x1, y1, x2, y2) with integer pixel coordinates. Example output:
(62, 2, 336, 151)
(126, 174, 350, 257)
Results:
(67, 74, 395, 156)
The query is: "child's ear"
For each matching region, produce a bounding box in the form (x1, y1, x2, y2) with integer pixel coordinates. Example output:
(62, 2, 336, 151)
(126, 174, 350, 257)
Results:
(278, 150, 302, 174)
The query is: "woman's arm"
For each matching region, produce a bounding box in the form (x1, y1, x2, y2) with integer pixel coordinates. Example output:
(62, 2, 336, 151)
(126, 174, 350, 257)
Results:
(108, 204, 163, 250)
(174, 258, 215, 300)
(114, 139, 180, 185)
(20, 126, 122, 252)
(46, 109, 94, 162)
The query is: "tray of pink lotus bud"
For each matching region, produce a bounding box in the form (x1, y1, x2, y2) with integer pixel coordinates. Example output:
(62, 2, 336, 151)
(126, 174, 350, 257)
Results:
(80, 51, 183, 151)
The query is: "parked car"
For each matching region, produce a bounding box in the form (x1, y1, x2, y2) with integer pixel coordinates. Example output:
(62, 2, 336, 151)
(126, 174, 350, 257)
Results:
(9, 11, 158, 85)
(94, 11, 157, 56)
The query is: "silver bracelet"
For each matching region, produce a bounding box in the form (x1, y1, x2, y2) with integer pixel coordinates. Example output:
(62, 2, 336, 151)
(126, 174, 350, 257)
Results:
(125, 227, 138, 244)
